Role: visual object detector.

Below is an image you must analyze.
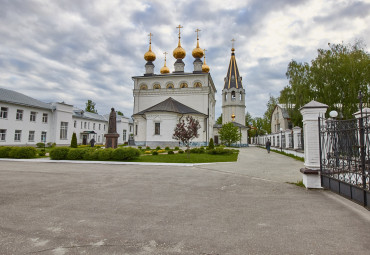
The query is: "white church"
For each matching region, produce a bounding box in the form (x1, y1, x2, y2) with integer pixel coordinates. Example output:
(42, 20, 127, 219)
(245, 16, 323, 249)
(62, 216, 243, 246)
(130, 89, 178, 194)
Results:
(0, 26, 249, 147)
(131, 27, 249, 147)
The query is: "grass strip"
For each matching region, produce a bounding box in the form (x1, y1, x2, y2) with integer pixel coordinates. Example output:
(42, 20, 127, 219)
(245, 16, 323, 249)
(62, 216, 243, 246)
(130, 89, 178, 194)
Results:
(257, 146, 304, 162)
(130, 152, 239, 163)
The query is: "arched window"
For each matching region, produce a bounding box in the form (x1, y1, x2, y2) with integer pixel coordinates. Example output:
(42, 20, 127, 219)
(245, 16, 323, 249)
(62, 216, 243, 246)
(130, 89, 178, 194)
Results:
(140, 84, 148, 90)
(153, 84, 161, 89)
(166, 83, 174, 89)
(194, 82, 202, 88)
(180, 83, 188, 88)
(231, 91, 236, 100)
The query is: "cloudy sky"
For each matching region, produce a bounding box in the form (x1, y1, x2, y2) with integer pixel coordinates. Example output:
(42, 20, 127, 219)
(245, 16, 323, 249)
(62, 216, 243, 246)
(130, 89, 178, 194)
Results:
(1, 0, 369, 118)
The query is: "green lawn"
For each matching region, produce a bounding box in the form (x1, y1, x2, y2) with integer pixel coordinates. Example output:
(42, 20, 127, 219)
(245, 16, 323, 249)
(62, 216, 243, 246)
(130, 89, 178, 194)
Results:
(130, 152, 239, 163)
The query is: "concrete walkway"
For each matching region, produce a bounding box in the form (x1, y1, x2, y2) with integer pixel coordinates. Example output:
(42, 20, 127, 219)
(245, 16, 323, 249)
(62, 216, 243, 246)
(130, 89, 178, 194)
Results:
(0, 147, 369, 254)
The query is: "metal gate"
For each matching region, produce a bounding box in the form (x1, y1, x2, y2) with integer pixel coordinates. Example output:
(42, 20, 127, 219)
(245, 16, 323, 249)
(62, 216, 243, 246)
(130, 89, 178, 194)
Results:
(319, 115, 370, 209)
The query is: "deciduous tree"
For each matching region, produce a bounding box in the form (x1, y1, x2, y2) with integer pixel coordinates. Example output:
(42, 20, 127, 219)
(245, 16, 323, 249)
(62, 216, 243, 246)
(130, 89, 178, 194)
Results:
(85, 100, 98, 113)
(173, 116, 201, 153)
(218, 122, 241, 147)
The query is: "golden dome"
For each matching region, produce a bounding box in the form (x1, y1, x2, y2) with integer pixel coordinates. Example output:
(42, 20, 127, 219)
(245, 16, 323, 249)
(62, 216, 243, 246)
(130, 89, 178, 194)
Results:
(173, 42, 186, 59)
(173, 24, 186, 59)
(202, 49, 210, 73)
(144, 44, 156, 62)
(192, 29, 203, 58)
(160, 52, 170, 74)
(144, 33, 156, 62)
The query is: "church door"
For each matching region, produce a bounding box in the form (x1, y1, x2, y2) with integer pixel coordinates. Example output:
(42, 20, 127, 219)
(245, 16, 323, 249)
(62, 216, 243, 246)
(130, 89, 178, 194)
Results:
(82, 135, 87, 145)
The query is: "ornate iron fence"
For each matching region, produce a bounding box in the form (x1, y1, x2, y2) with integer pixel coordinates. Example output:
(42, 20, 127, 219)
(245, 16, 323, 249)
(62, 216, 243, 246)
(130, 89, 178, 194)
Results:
(319, 115, 369, 208)
(281, 133, 286, 148)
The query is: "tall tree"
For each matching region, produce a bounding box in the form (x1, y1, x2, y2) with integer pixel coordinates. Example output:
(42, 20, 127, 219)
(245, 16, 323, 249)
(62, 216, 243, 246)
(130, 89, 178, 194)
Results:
(117, 111, 124, 116)
(218, 122, 241, 147)
(173, 116, 201, 153)
(281, 41, 369, 123)
(245, 112, 253, 127)
(85, 100, 98, 113)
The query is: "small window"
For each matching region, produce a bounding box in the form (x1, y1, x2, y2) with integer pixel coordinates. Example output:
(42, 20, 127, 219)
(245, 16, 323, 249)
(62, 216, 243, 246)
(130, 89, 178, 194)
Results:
(41, 131, 47, 142)
(0, 107, 8, 119)
(14, 130, 21, 141)
(140, 84, 148, 90)
(104, 124, 106, 131)
(123, 130, 127, 141)
(166, 83, 174, 89)
(84, 122, 87, 129)
(42, 113, 48, 123)
(30, 111, 36, 122)
(81, 121, 83, 129)
(180, 83, 188, 88)
(60, 122, 68, 140)
(74, 120, 77, 128)
(88, 122, 90, 129)
(153, 84, 161, 89)
(130, 125, 132, 132)
(98, 136, 100, 142)
(99, 123, 101, 130)
(155, 123, 160, 135)
(28, 131, 35, 142)
(135, 125, 138, 135)
(231, 91, 236, 100)
(0, 129, 6, 141)
(93, 123, 95, 130)
(194, 82, 202, 88)
(16, 109, 23, 120)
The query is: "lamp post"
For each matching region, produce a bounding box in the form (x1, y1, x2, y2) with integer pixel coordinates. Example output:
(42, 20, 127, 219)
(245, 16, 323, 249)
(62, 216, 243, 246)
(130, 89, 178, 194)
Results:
(358, 91, 366, 206)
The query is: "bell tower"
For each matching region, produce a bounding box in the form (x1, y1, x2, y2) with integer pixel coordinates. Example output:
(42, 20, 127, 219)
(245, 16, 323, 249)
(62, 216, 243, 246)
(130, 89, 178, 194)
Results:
(222, 39, 246, 125)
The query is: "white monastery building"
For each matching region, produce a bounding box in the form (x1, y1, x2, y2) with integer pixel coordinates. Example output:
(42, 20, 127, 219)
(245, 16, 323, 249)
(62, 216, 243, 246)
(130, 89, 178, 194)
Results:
(0, 88, 133, 146)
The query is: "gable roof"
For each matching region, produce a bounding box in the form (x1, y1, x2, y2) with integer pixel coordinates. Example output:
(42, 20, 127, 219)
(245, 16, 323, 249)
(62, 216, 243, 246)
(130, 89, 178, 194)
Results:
(134, 97, 205, 116)
(0, 87, 53, 110)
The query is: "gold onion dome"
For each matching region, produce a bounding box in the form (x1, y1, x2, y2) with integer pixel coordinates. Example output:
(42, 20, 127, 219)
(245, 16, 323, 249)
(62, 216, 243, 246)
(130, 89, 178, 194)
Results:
(202, 49, 210, 73)
(192, 29, 203, 58)
(144, 33, 156, 62)
(160, 52, 170, 74)
(173, 25, 186, 59)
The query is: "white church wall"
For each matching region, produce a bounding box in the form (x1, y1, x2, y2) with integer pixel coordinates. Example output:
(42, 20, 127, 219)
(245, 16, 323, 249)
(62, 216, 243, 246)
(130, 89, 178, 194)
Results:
(51, 102, 74, 146)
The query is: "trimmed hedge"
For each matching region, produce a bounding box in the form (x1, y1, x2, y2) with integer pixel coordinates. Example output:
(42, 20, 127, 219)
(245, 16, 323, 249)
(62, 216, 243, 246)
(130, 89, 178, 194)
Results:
(50, 147, 70, 160)
(167, 150, 174, 155)
(207, 148, 235, 155)
(0, 146, 12, 158)
(67, 148, 86, 160)
(98, 148, 113, 161)
(190, 147, 205, 154)
(112, 147, 140, 160)
(9, 147, 37, 159)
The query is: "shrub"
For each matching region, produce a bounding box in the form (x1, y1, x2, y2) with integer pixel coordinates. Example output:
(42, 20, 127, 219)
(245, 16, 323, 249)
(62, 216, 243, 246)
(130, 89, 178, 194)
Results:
(144, 151, 151, 154)
(83, 148, 99, 160)
(190, 147, 205, 154)
(71, 133, 78, 148)
(0, 146, 12, 158)
(50, 147, 70, 160)
(67, 148, 86, 160)
(146, 146, 151, 150)
(174, 146, 179, 150)
(9, 147, 37, 159)
(112, 147, 140, 161)
(47, 142, 56, 148)
(138, 146, 142, 150)
(38, 150, 46, 156)
(36, 142, 45, 148)
(185, 149, 190, 153)
(165, 146, 170, 150)
(152, 151, 158, 155)
(207, 148, 233, 155)
(157, 150, 166, 153)
(156, 146, 161, 150)
(167, 150, 174, 155)
(98, 148, 113, 161)
(178, 149, 184, 154)
(209, 138, 215, 150)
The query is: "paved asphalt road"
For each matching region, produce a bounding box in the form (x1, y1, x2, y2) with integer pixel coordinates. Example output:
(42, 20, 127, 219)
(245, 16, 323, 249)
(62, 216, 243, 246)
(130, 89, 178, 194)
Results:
(0, 147, 369, 254)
